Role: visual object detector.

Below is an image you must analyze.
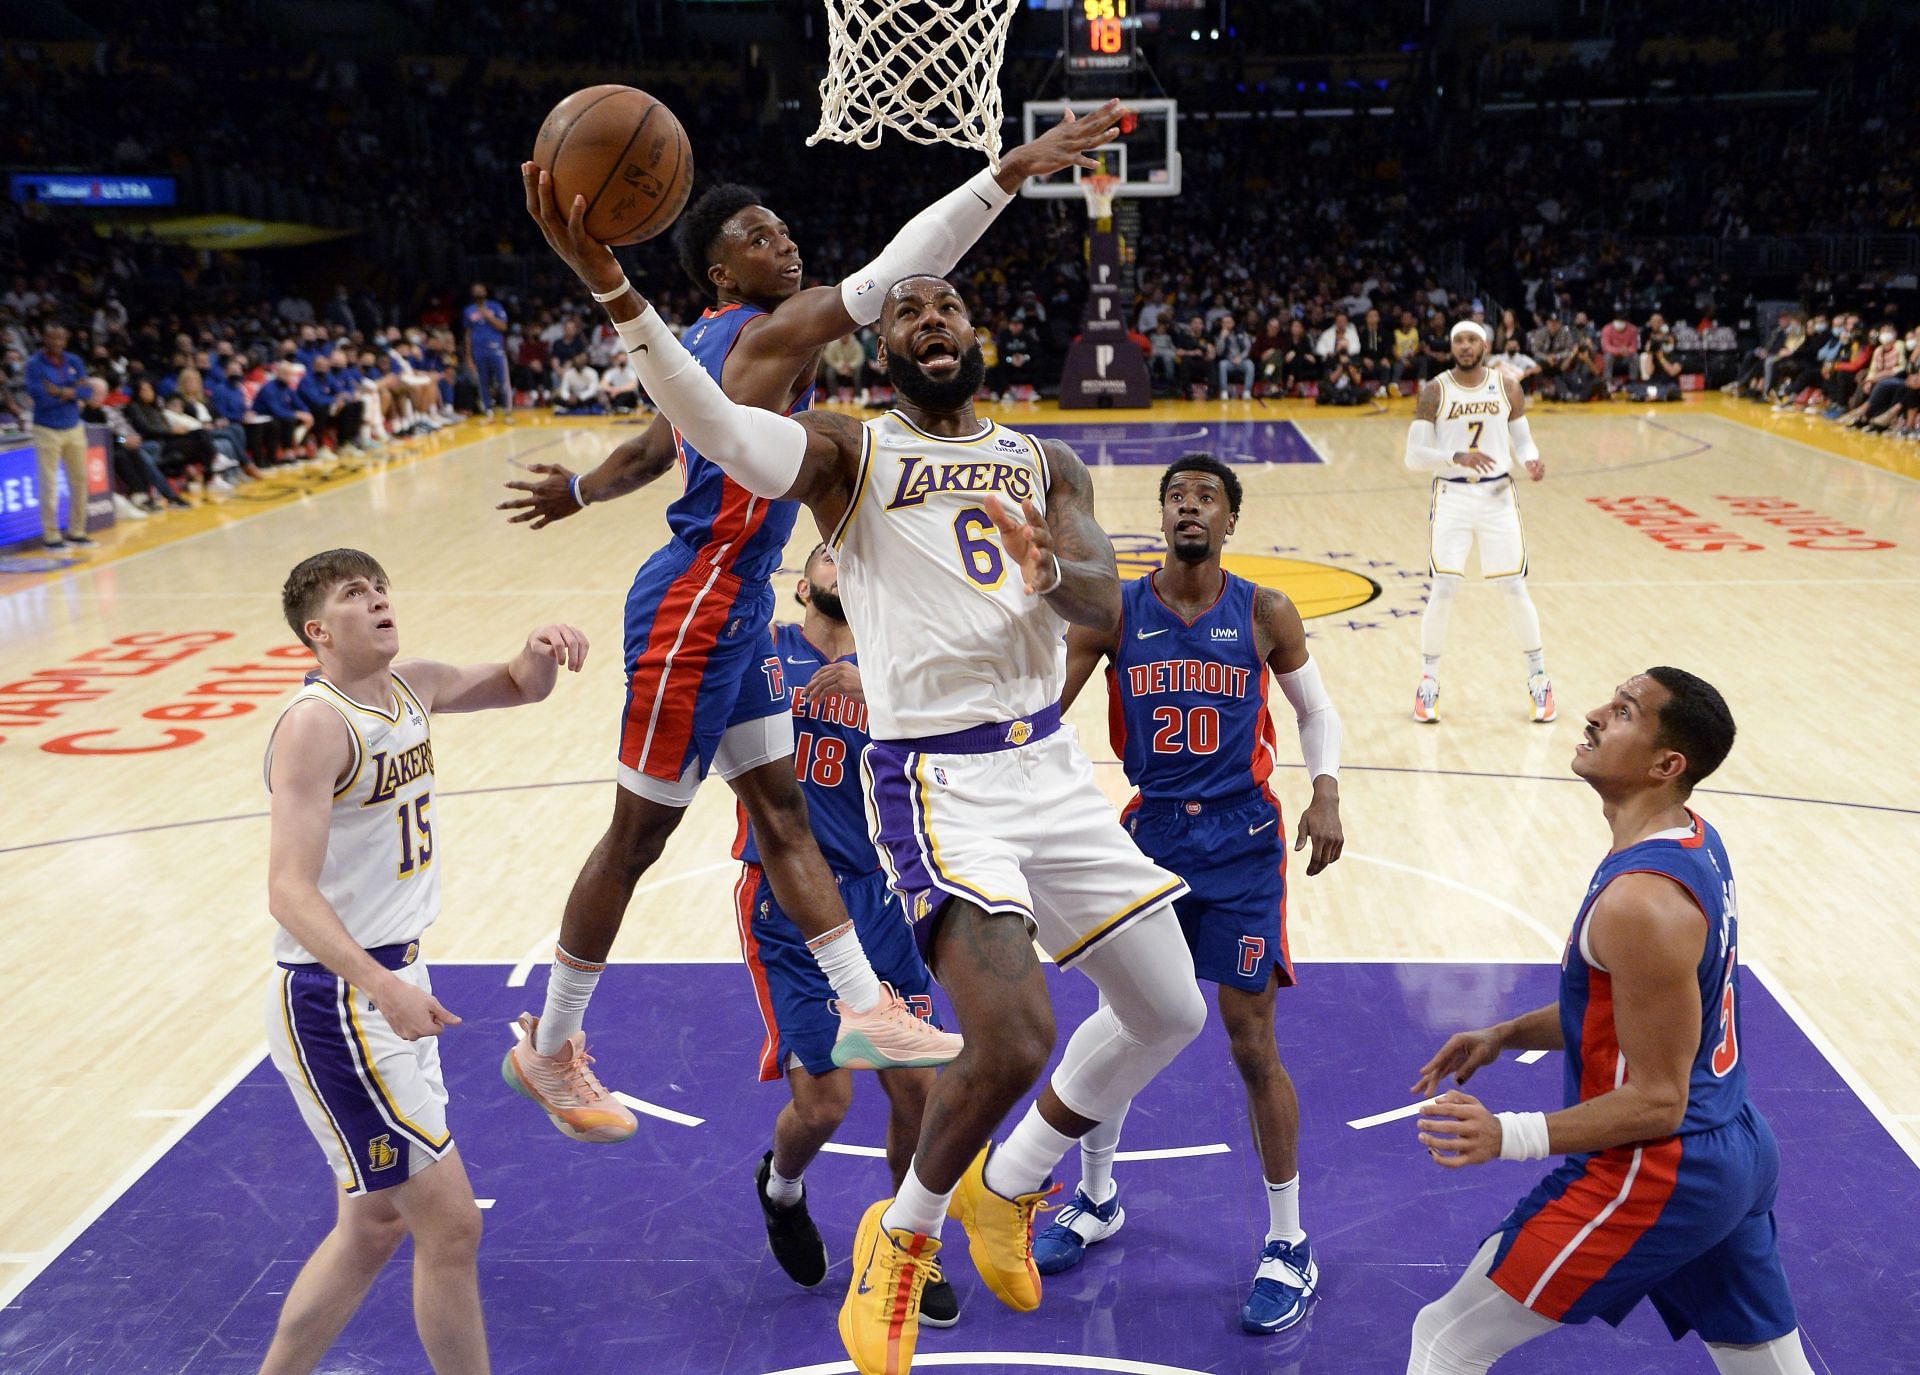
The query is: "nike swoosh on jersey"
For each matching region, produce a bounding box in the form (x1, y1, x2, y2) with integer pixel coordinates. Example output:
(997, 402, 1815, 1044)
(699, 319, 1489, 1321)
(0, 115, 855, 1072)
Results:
(786, 656, 812, 664)
(1135, 628, 1170, 639)
(1248, 818, 1276, 835)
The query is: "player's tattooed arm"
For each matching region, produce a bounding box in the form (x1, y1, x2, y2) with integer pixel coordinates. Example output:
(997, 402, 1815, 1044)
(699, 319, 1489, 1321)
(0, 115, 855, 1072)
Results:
(1252, 585, 1299, 668)
(1413, 378, 1441, 423)
(987, 438, 1121, 632)
(1501, 366, 1528, 420)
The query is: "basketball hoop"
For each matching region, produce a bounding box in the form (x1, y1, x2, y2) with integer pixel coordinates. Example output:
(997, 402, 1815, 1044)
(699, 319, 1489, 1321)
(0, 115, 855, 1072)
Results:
(808, 0, 1022, 166)
(1080, 172, 1119, 225)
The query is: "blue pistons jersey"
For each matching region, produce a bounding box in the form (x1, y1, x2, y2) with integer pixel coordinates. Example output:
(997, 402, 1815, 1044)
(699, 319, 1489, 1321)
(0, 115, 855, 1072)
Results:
(1561, 810, 1748, 1132)
(668, 304, 813, 586)
(1109, 570, 1278, 800)
(736, 622, 879, 877)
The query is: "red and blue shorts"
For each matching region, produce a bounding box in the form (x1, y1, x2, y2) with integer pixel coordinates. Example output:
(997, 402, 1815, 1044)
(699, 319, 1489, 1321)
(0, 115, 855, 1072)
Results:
(619, 537, 785, 785)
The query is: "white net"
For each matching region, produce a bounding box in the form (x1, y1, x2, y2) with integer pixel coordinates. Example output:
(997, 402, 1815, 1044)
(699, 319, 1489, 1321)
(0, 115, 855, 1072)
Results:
(808, 0, 1024, 166)
(1080, 173, 1118, 223)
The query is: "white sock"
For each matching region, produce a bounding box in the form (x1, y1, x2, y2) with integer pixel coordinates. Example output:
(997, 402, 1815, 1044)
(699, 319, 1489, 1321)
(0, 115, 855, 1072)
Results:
(766, 1161, 804, 1208)
(1525, 648, 1547, 677)
(1421, 653, 1442, 680)
(1501, 577, 1544, 660)
(882, 1158, 952, 1239)
(809, 921, 881, 1013)
(1265, 1174, 1305, 1245)
(985, 1104, 1076, 1199)
(535, 945, 605, 1054)
(1077, 1107, 1127, 1205)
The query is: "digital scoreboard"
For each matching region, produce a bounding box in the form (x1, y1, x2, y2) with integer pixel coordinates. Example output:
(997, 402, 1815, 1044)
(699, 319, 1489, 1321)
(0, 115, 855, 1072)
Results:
(1066, 0, 1137, 75)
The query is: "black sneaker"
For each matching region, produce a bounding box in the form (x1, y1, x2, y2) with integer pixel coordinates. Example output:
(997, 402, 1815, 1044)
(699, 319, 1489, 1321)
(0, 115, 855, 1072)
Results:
(41, 536, 67, 550)
(921, 1265, 961, 1328)
(755, 1151, 827, 1287)
(65, 533, 96, 547)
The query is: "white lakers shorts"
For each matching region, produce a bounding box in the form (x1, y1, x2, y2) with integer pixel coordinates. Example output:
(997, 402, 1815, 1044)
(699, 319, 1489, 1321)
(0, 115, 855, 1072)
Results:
(265, 947, 453, 1196)
(1430, 475, 1528, 579)
(863, 708, 1188, 970)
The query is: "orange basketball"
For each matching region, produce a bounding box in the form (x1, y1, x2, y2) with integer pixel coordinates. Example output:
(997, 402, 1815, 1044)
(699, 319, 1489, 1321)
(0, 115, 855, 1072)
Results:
(532, 85, 693, 246)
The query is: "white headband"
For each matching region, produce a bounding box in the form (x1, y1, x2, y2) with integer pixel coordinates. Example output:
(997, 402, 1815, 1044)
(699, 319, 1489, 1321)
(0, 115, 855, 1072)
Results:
(1449, 321, 1490, 343)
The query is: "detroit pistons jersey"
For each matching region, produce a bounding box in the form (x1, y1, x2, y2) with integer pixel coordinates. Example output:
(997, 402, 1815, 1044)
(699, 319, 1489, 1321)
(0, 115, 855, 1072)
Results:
(1434, 367, 1513, 479)
(1561, 811, 1747, 1134)
(736, 622, 880, 877)
(668, 303, 814, 584)
(263, 673, 439, 965)
(1110, 570, 1277, 802)
(830, 411, 1064, 740)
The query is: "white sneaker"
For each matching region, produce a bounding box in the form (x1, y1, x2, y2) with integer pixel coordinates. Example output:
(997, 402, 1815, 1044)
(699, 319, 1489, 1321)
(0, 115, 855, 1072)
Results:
(1529, 673, 1556, 723)
(112, 492, 149, 520)
(208, 475, 235, 493)
(1413, 675, 1440, 724)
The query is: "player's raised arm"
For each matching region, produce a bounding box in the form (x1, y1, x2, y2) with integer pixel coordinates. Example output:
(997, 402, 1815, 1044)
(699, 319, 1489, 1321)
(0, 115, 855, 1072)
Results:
(394, 624, 589, 713)
(1255, 585, 1344, 874)
(499, 415, 677, 526)
(736, 102, 1128, 361)
(986, 438, 1121, 633)
(523, 163, 864, 513)
(266, 702, 460, 1039)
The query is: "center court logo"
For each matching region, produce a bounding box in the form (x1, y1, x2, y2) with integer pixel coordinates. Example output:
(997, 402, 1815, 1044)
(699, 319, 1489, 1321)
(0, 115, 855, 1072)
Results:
(1111, 534, 1430, 634)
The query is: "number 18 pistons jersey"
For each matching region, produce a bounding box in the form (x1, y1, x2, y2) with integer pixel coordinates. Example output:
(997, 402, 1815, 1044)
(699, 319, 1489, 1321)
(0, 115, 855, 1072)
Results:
(831, 412, 1065, 740)
(1110, 571, 1277, 801)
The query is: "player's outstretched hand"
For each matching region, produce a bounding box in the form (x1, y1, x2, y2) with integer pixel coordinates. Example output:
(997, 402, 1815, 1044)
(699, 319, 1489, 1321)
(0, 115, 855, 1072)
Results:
(984, 493, 1062, 597)
(499, 462, 581, 528)
(1295, 793, 1344, 875)
(1524, 457, 1546, 482)
(1412, 1026, 1505, 1098)
(806, 660, 864, 704)
(521, 162, 626, 298)
(999, 99, 1128, 181)
(375, 979, 462, 1041)
(1454, 449, 1498, 475)
(1417, 1090, 1500, 1168)
(527, 624, 589, 672)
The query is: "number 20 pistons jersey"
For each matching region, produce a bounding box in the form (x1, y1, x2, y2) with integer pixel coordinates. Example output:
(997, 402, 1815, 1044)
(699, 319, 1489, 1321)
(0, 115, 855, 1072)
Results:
(830, 412, 1065, 740)
(1110, 571, 1276, 801)
(262, 673, 440, 965)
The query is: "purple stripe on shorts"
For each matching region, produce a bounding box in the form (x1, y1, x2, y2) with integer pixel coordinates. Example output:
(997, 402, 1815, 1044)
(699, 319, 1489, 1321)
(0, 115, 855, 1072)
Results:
(881, 703, 1060, 756)
(284, 972, 414, 1193)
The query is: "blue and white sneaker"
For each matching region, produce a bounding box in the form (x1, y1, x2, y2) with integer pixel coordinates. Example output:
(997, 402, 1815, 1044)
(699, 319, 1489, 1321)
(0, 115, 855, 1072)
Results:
(1031, 1185, 1125, 1275)
(1241, 1235, 1318, 1334)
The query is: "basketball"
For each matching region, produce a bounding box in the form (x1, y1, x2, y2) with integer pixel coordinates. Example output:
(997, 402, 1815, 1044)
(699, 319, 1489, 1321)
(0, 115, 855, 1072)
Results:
(531, 84, 693, 246)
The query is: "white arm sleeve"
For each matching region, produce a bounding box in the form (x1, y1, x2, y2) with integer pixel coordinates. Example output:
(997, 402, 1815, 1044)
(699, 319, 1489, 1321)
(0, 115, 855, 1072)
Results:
(1404, 419, 1462, 474)
(1274, 656, 1341, 782)
(1510, 414, 1541, 465)
(838, 169, 1014, 326)
(614, 308, 806, 499)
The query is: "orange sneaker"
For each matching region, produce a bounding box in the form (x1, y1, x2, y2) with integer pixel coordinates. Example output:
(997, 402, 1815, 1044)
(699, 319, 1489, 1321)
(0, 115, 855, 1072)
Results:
(1529, 673, 1557, 723)
(831, 983, 963, 1070)
(1413, 676, 1440, 724)
(500, 1013, 637, 1143)
(838, 1198, 941, 1375)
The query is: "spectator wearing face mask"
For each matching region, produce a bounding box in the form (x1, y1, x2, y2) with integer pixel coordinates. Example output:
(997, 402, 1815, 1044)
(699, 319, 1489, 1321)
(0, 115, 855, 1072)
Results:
(1769, 316, 1831, 406)
(1599, 315, 1640, 393)
(1314, 310, 1360, 362)
(1812, 320, 1869, 416)
(83, 376, 188, 510)
(1490, 338, 1542, 389)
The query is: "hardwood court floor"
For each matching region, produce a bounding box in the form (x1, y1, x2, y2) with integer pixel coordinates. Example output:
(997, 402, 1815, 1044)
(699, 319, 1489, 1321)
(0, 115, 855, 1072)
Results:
(1, 393, 1913, 1297)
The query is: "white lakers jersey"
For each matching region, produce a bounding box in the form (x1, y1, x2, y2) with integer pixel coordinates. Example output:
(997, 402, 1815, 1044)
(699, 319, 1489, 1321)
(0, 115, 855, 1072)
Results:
(263, 672, 440, 963)
(830, 411, 1066, 740)
(1433, 368, 1513, 479)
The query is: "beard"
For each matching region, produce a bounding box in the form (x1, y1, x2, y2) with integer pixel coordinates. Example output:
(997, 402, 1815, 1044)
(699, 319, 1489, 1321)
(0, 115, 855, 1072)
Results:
(1170, 533, 1215, 565)
(888, 341, 986, 413)
(809, 587, 847, 623)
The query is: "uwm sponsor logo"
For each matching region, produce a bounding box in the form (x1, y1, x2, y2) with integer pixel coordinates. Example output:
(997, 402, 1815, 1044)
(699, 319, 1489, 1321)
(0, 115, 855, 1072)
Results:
(0, 632, 315, 753)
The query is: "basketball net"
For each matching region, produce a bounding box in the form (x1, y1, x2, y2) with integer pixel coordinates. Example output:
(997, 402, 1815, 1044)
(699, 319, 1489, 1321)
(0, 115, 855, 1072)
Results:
(808, 0, 1023, 166)
(1080, 172, 1119, 226)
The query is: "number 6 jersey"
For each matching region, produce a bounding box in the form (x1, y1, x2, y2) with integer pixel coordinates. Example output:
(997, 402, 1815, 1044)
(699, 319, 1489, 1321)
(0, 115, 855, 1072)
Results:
(262, 672, 439, 964)
(829, 411, 1065, 740)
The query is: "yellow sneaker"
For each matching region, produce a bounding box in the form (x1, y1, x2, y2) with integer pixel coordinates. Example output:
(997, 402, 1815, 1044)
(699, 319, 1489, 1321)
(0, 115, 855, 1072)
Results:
(838, 1199, 940, 1375)
(946, 1144, 1055, 1312)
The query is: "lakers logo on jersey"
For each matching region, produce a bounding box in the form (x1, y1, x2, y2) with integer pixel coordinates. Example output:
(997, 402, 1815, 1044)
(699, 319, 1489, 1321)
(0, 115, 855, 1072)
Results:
(368, 1134, 399, 1172)
(1005, 720, 1032, 747)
